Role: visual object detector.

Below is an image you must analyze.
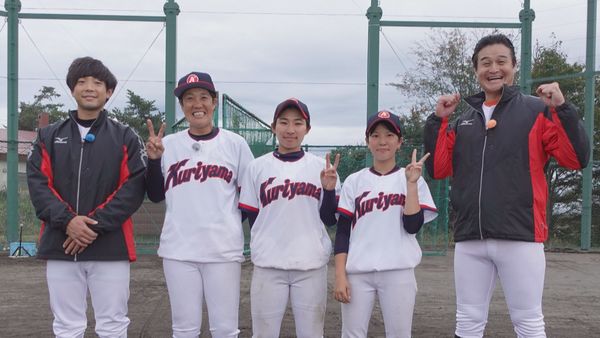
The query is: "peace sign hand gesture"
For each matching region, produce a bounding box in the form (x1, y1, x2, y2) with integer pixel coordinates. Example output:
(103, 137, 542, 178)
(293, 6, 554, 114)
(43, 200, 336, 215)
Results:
(320, 153, 340, 190)
(146, 119, 165, 160)
(405, 149, 430, 183)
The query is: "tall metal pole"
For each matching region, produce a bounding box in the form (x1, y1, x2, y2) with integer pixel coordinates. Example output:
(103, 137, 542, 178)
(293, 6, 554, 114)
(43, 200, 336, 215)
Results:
(5, 0, 21, 244)
(366, 0, 381, 167)
(519, 0, 535, 94)
(581, 0, 596, 250)
(164, 0, 179, 134)
(366, 0, 381, 119)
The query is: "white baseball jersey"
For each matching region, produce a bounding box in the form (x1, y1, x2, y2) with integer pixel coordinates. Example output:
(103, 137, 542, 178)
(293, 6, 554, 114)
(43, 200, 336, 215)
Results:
(157, 129, 254, 263)
(337, 167, 437, 273)
(239, 151, 340, 270)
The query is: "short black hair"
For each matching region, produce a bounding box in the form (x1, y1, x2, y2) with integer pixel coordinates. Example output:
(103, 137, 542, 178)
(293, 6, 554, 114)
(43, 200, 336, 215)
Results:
(471, 34, 517, 69)
(66, 57, 117, 92)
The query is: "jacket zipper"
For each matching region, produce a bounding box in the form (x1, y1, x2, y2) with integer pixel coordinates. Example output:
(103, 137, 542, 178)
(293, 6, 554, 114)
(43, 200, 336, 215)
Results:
(465, 87, 504, 240)
(74, 142, 84, 262)
(73, 116, 99, 262)
(477, 135, 488, 240)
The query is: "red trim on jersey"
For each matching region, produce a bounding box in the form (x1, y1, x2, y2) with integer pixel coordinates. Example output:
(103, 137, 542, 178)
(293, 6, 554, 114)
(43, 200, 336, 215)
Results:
(337, 207, 353, 218)
(529, 114, 550, 242)
(89, 145, 137, 261)
(239, 203, 259, 213)
(433, 117, 455, 179)
(420, 204, 438, 213)
(369, 166, 400, 176)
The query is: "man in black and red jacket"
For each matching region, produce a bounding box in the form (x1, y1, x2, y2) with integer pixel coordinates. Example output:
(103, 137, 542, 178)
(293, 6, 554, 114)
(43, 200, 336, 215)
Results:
(424, 34, 589, 338)
(27, 57, 147, 337)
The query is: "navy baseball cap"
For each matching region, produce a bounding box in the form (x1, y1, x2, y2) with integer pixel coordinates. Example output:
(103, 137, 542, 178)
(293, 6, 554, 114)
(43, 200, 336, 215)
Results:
(366, 110, 402, 137)
(174, 71, 216, 99)
(273, 98, 311, 126)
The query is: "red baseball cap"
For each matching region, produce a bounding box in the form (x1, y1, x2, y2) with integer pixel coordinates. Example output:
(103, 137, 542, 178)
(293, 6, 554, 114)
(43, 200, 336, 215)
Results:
(366, 110, 402, 137)
(174, 71, 216, 99)
(273, 98, 311, 126)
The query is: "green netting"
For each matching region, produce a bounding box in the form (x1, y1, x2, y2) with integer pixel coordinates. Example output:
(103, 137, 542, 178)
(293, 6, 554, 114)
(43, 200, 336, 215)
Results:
(222, 94, 275, 157)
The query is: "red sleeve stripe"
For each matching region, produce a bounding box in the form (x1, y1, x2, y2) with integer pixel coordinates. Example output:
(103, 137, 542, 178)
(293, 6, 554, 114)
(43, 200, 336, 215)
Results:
(239, 203, 259, 213)
(337, 207, 353, 218)
(38, 222, 46, 244)
(90, 145, 129, 214)
(433, 117, 455, 179)
(118, 147, 136, 261)
(529, 114, 550, 242)
(40, 144, 74, 212)
(122, 218, 137, 262)
(87, 145, 137, 260)
(547, 107, 581, 169)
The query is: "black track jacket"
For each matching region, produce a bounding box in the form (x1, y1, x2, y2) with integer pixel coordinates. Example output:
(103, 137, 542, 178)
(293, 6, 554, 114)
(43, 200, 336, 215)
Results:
(27, 110, 147, 261)
(424, 85, 589, 243)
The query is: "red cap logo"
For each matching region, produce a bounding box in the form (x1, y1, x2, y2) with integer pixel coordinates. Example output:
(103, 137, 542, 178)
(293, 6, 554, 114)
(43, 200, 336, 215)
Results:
(186, 74, 200, 84)
(378, 111, 391, 119)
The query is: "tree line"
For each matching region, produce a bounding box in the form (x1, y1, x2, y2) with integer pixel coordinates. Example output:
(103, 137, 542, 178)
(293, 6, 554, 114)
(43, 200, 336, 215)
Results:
(18, 88, 163, 141)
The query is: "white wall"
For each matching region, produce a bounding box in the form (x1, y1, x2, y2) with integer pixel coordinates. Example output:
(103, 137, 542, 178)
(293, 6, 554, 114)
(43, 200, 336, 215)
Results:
(0, 160, 28, 191)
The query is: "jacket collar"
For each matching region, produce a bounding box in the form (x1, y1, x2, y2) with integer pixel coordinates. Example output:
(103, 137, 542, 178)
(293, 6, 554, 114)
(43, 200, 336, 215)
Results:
(68, 109, 108, 127)
(465, 84, 520, 108)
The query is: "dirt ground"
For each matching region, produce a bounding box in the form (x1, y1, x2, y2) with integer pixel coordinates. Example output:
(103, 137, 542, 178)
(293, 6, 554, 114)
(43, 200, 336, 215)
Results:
(1, 250, 598, 338)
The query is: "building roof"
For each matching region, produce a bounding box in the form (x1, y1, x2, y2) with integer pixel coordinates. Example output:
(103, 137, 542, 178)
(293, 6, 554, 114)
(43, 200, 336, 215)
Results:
(0, 129, 37, 156)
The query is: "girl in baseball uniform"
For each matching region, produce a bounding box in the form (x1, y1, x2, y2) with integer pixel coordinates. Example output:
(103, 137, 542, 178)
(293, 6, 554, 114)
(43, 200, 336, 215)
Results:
(238, 98, 340, 338)
(145, 71, 254, 338)
(334, 110, 438, 338)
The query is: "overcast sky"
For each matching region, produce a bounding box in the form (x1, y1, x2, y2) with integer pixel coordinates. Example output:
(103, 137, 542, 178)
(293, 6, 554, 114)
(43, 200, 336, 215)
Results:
(0, 0, 594, 145)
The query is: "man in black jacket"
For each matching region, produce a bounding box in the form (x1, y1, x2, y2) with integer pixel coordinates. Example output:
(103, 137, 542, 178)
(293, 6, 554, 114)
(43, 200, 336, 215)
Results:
(27, 57, 147, 338)
(424, 34, 589, 338)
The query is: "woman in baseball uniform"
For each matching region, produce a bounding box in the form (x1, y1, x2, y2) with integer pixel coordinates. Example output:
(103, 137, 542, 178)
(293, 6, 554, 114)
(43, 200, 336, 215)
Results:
(238, 98, 340, 338)
(145, 71, 254, 338)
(334, 110, 438, 338)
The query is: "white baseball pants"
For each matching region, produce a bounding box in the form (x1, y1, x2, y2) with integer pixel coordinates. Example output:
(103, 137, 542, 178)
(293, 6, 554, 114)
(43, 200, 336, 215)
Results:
(46, 260, 130, 338)
(162, 259, 241, 338)
(454, 239, 546, 338)
(250, 265, 327, 338)
(341, 268, 417, 338)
